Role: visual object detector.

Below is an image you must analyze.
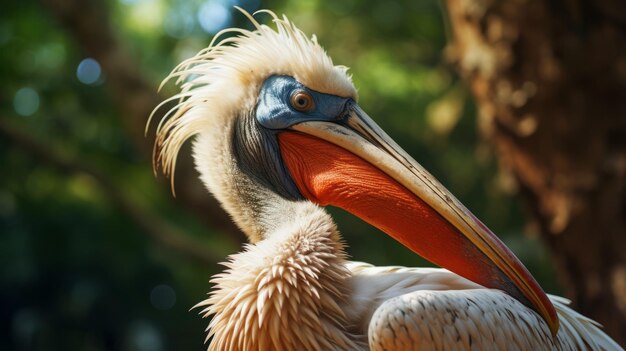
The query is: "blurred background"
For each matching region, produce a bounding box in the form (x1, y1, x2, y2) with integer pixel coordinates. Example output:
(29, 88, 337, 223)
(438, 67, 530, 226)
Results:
(1, 0, 624, 349)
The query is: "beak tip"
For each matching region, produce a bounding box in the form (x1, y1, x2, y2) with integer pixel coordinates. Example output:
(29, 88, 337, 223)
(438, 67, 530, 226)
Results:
(545, 302, 560, 337)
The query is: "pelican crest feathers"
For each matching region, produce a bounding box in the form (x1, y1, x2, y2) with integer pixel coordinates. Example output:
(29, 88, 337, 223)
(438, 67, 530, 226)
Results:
(149, 9, 357, 189)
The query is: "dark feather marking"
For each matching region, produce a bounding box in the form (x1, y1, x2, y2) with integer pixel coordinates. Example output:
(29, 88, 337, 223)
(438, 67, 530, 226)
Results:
(233, 109, 303, 201)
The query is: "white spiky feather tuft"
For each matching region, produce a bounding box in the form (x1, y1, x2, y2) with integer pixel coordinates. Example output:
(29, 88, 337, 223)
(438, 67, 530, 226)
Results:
(148, 8, 357, 191)
(195, 204, 364, 350)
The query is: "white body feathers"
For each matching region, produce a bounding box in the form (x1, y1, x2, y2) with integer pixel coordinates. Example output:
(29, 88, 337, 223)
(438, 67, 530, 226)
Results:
(196, 204, 621, 351)
(350, 262, 622, 351)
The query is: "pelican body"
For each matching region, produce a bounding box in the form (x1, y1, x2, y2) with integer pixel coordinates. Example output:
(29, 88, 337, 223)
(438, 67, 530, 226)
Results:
(151, 10, 621, 351)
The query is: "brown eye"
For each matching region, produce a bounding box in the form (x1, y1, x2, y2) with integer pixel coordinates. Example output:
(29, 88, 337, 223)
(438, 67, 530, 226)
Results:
(290, 91, 315, 112)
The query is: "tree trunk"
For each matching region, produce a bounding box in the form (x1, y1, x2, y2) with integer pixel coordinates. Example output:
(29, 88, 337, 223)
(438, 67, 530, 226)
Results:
(445, 0, 626, 345)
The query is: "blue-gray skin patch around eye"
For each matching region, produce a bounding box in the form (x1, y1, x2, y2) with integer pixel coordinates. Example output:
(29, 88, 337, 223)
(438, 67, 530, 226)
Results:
(256, 75, 350, 129)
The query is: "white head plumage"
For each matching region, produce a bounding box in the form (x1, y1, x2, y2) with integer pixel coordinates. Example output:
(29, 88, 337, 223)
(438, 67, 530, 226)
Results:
(149, 9, 357, 189)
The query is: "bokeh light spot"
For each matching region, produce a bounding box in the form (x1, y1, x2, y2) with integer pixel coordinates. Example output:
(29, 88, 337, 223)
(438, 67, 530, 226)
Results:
(128, 321, 163, 351)
(35, 42, 66, 71)
(76, 58, 101, 85)
(150, 284, 176, 310)
(13, 87, 40, 117)
(198, 0, 232, 34)
(126, 0, 165, 33)
(164, 9, 195, 39)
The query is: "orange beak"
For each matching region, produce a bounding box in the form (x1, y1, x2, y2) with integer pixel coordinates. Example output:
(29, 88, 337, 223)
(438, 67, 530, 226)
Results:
(277, 103, 559, 335)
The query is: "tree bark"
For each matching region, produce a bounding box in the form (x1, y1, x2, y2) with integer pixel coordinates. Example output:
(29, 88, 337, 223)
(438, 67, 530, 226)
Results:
(445, 0, 626, 345)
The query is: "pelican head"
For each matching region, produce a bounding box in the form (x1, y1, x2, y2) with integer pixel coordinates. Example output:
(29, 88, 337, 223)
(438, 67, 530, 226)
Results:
(151, 10, 558, 335)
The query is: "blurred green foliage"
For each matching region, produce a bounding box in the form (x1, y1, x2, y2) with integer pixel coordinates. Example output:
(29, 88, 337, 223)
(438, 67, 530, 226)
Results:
(1, 0, 558, 350)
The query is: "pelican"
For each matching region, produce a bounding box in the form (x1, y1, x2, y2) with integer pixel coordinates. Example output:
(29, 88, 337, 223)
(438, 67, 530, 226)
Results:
(150, 10, 621, 351)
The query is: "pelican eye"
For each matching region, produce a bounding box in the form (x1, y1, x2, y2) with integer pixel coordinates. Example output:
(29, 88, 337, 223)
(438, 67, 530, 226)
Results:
(290, 91, 315, 112)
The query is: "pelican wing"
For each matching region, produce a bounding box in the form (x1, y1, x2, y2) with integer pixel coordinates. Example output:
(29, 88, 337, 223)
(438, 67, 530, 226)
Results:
(346, 262, 621, 351)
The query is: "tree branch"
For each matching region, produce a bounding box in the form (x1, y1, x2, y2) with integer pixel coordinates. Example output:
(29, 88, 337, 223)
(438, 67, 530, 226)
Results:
(0, 119, 224, 269)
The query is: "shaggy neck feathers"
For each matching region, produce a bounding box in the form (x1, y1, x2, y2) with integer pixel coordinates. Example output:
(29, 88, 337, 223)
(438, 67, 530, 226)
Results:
(196, 203, 363, 350)
(193, 118, 363, 349)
